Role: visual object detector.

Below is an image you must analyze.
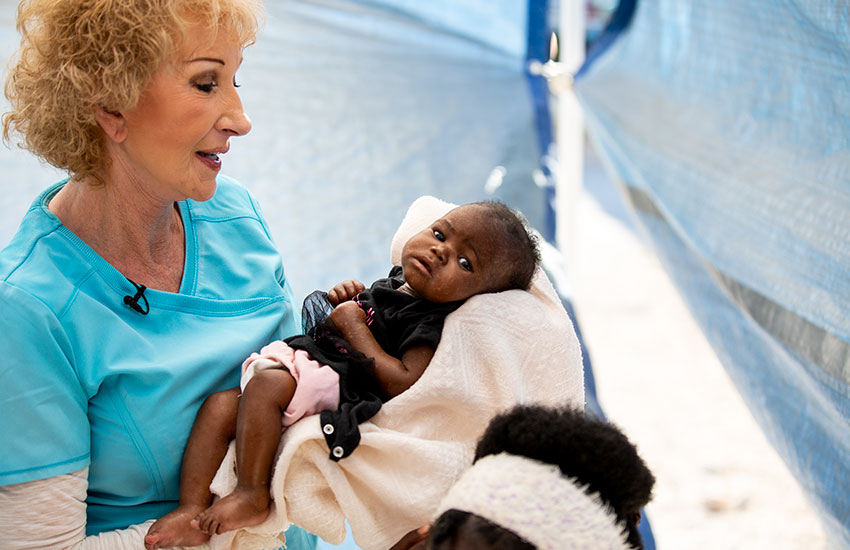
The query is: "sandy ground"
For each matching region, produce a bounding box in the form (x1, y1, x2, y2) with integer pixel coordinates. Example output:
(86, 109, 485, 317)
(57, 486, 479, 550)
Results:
(569, 142, 828, 549)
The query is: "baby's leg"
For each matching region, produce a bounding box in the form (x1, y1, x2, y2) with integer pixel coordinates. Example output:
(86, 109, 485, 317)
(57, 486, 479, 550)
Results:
(145, 387, 240, 550)
(194, 369, 297, 536)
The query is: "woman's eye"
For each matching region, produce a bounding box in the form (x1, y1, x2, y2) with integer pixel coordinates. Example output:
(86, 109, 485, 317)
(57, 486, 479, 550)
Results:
(433, 229, 445, 242)
(194, 81, 217, 93)
(458, 257, 472, 271)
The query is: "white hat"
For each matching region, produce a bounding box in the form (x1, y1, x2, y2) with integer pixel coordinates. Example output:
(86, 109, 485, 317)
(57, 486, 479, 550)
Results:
(435, 452, 629, 550)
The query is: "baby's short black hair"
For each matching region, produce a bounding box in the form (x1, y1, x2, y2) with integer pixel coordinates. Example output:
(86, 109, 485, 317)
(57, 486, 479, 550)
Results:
(471, 201, 540, 292)
(429, 405, 656, 550)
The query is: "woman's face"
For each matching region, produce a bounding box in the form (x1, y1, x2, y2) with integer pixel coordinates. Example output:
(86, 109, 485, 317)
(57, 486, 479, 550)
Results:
(115, 23, 251, 202)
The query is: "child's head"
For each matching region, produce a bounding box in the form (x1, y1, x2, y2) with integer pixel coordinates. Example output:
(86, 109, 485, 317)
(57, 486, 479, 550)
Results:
(400, 201, 540, 303)
(428, 405, 656, 550)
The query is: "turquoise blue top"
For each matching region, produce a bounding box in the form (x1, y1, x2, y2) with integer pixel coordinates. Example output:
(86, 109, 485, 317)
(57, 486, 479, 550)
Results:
(0, 176, 314, 546)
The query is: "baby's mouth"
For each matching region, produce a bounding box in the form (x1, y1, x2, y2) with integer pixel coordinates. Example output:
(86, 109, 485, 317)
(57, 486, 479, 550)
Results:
(416, 257, 433, 275)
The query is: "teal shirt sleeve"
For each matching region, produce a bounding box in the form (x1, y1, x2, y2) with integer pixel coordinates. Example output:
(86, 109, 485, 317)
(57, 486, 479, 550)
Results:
(248, 189, 302, 338)
(0, 282, 90, 484)
(274, 276, 301, 340)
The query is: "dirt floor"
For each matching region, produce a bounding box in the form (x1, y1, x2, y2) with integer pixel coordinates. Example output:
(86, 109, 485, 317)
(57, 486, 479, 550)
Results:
(569, 143, 828, 549)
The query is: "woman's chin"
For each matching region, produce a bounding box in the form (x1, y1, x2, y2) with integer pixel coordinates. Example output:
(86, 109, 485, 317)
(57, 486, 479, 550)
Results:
(188, 181, 218, 202)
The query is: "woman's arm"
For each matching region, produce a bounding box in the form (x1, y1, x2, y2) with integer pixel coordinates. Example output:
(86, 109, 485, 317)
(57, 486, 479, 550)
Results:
(328, 301, 434, 398)
(0, 468, 207, 550)
(0, 468, 87, 549)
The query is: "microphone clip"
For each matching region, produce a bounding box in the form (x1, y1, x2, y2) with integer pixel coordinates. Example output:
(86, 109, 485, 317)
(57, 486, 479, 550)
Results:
(124, 279, 150, 315)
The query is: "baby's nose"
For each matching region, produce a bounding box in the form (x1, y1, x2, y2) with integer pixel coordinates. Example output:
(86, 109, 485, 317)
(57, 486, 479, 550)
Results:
(431, 243, 448, 263)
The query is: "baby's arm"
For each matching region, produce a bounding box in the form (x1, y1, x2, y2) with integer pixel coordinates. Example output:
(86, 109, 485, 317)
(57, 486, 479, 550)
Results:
(328, 301, 434, 398)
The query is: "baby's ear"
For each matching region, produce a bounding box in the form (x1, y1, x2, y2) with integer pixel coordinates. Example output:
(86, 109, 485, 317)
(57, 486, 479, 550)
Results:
(94, 105, 128, 143)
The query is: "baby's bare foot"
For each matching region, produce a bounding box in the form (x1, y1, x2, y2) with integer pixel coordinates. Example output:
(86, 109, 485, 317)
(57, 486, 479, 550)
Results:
(192, 487, 270, 536)
(144, 504, 210, 550)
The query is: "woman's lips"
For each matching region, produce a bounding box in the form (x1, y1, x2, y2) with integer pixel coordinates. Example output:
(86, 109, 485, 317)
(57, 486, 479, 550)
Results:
(196, 151, 222, 171)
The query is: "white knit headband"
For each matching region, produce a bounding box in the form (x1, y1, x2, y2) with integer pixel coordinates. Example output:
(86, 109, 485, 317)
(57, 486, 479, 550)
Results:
(435, 453, 629, 550)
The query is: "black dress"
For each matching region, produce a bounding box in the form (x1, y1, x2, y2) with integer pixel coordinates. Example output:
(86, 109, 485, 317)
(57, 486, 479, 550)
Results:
(286, 266, 463, 460)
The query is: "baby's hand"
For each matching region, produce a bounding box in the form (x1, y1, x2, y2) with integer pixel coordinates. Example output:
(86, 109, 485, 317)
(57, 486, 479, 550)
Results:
(327, 300, 367, 334)
(328, 280, 366, 305)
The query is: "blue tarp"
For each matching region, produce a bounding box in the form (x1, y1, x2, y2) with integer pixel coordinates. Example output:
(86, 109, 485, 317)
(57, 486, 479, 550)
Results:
(575, 1, 850, 547)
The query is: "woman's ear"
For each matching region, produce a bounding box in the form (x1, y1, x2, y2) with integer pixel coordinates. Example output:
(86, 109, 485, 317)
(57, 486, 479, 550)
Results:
(95, 105, 128, 143)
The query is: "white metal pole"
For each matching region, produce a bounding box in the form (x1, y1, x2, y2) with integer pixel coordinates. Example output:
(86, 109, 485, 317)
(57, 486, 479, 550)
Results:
(556, 0, 586, 274)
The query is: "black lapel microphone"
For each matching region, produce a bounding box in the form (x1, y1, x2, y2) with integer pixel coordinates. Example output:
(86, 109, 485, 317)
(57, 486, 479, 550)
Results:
(124, 279, 150, 315)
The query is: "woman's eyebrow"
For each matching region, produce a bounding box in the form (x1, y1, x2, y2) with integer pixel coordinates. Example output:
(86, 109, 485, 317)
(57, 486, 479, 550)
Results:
(186, 57, 225, 65)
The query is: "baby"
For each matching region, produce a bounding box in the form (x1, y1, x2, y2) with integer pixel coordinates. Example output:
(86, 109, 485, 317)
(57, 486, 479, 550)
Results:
(428, 405, 656, 549)
(393, 405, 656, 550)
(145, 200, 540, 549)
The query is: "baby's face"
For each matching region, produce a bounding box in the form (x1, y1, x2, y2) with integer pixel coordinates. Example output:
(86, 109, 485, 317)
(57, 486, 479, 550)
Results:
(400, 205, 502, 303)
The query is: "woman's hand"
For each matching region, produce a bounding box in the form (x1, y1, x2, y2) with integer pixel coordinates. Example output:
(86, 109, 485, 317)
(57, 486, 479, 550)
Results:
(389, 525, 430, 550)
(328, 280, 366, 305)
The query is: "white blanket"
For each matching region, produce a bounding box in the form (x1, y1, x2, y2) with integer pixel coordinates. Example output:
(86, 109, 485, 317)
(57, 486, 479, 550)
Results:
(209, 196, 585, 550)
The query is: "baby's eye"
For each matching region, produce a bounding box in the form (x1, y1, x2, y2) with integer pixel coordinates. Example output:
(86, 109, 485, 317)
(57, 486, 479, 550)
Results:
(458, 257, 472, 271)
(433, 229, 445, 242)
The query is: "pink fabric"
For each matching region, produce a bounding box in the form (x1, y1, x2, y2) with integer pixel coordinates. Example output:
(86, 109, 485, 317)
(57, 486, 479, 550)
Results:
(242, 340, 340, 427)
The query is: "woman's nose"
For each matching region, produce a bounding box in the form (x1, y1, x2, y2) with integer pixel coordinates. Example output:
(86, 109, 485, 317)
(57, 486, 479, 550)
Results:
(217, 88, 252, 136)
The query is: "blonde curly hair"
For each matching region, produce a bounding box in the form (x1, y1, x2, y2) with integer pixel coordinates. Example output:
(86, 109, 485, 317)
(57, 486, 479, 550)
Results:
(2, 0, 263, 184)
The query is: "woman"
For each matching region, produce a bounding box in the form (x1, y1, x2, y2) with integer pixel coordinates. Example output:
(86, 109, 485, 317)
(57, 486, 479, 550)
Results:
(0, 1, 316, 548)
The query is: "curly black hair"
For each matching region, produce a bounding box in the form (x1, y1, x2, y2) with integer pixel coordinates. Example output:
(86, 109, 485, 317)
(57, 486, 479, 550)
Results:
(429, 405, 655, 550)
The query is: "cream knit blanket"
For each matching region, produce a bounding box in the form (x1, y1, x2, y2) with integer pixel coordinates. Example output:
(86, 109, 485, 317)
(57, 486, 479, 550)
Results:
(209, 196, 585, 550)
